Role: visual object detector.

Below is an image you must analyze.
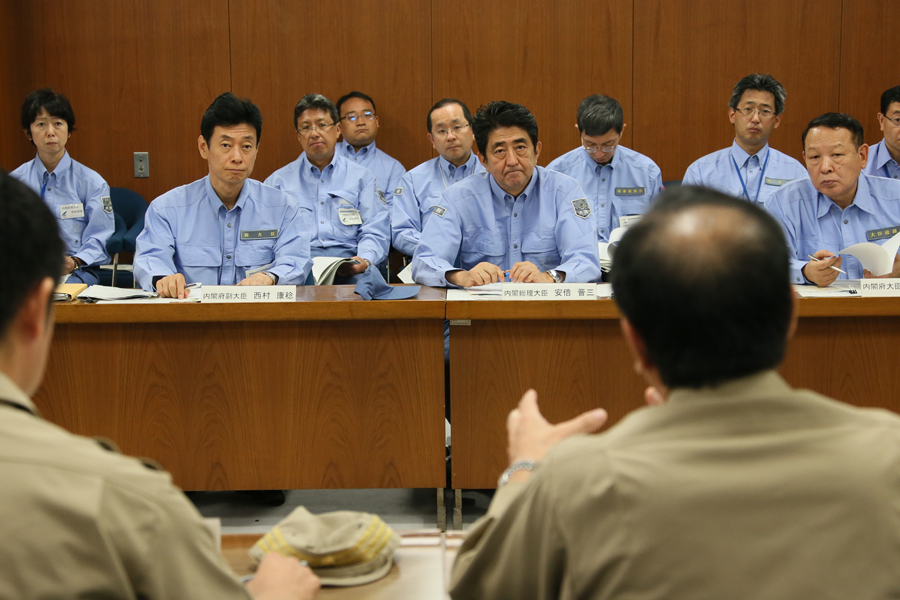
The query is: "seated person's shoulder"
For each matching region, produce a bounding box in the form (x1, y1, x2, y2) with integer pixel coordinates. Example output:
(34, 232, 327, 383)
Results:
(864, 173, 900, 201)
(546, 147, 582, 172)
(618, 145, 661, 171)
(150, 179, 207, 210)
(247, 179, 298, 209)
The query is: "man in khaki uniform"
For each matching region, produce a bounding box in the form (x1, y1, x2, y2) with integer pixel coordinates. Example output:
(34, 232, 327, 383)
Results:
(451, 186, 900, 599)
(0, 172, 319, 600)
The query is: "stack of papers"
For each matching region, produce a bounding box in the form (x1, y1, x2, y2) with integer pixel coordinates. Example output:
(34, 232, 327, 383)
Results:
(792, 280, 861, 297)
(78, 285, 158, 301)
(312, 257, 361, 285)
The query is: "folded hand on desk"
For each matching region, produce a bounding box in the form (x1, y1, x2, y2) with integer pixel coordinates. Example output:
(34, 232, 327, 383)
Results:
(447, 262, 504, 287)
(239, 272, 276, 286)
(156, 273, 189, 299)
(504, 389, 608, 484)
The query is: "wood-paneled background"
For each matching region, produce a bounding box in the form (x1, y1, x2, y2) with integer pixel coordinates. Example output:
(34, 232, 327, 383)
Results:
(1, 0, 894, 201)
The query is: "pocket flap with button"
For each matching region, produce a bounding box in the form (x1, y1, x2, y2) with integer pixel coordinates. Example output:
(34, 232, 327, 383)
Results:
(522, 233, 556, 253)
(178, 245, 223, 267)
(236, 244, 276, 267)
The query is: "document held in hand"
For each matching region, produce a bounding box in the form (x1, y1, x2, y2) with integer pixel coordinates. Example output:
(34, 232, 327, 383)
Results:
(839, 230, 900, 276)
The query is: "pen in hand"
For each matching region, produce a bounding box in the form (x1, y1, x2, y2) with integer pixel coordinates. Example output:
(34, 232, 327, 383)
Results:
(807, 254, 848, 275)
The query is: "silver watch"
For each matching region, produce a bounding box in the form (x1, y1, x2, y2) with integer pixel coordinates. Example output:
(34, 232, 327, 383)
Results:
(498, 460, 537, 487)
(547, 269, 562, 283)
(263, 271, 279, 284)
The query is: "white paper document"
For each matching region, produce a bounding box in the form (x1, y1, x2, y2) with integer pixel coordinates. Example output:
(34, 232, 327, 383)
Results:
(792, 280, 861, 297)
(838, 230, 900, 276)
(78, 285, 158, 301)
(312, 257, 360, 285)
(397, 263, 415, 284)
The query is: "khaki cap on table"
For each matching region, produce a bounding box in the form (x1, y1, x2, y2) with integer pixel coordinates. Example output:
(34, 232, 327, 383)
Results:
(250, 507, 401, 587)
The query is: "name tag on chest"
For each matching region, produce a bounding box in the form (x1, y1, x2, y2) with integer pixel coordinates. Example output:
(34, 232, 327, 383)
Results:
(60, 203, 85, 219)
(867, 226, 900, 241)
(764, 178, 793, 186)
(338, 208, 363, 225)
(241, 229, 279, 240)
(615, 187, 645, 196)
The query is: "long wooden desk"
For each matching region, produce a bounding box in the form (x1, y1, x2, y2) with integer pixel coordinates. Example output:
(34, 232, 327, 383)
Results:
(33, 286, 447, 491)
(447, 296, 900, 489)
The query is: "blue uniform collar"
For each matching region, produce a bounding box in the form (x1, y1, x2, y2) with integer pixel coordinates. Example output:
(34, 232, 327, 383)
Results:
(438, 151, 477, 175)
(342, 139, 375, 158)
(730, 140, 769, 167)
(580, 145, 618, 172)
(203, 175, 250, 211)
(815, 174, 872, 217)
(35, 150, 72, 179)
(300, 151, 339, 177)
(874, 140, 898, 170)
(488, 165, 540, 202)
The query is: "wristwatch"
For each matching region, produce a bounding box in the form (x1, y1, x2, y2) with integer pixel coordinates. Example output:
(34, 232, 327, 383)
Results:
(263, 271, 279, 284)
(497, 459, 537, 487)
(547, 269, 562, 283)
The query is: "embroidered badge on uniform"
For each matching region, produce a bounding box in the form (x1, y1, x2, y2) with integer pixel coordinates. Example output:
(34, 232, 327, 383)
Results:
(432, 206, 447, 217)
(395, 187, 403, 196)
(101, 196, 113, 213)
(377, 189, 387, 205)
(867, 226, 900, 241)
(571, 198, 592, 219)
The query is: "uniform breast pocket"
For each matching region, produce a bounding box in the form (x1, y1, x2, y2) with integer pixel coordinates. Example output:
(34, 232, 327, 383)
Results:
(236, 243, 276, 268)
(522, 233, 559, 270)
(460, 236, 505, 266)
(617, 197, 649, 216)
(177, 245, 223, 267)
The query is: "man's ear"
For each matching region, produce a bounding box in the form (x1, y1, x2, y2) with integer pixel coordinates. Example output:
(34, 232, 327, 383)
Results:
(198, 135, 209, 159)
(18, 277, 56, 342)
(787, 291, 800, 342)
(477, 152, 487, 167)
(619, 317, 651, 374)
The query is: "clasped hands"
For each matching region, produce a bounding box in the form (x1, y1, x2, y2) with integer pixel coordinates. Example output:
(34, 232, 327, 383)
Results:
(446, 261, 554, 287)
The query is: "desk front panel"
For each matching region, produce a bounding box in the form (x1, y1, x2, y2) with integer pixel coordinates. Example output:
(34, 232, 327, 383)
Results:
(35, 301, 446, 490)
(449, 298, 900, 489)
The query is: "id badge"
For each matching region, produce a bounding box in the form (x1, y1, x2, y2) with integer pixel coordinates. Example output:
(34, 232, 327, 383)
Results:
(60, 203, 85, 219)
(619, 214, 642, 228)
(338, 208, 363, 225)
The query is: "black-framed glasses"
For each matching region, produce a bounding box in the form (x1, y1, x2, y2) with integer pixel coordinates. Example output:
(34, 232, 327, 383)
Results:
(883, 114, 900, 127)
(340, 111, 376, 123)
(297, 122, 336, 135)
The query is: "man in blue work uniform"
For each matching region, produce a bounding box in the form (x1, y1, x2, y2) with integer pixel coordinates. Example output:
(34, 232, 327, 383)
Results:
(134, 93, 312, 298)
(766, 113, 900, 286)
(266, 94, 390, 283)
(336, 91, 406, 208)
(412, 101, 602, 287)
(547, 94, 662, 242)
(683, 74, 807, 205)
(12, 88, 114, 286)
(864, 85, 900, 181)
(392, 98, 485, 258)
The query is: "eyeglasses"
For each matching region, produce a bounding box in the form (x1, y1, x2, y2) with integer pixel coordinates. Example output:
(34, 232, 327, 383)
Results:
(340, 111, 375, 123)
(297, 122, 336, 135)
(734, 106, 776, 119)
(433, 124, 470, 139)
(582, 139, 618, 154)
(883, 114, 900, 127)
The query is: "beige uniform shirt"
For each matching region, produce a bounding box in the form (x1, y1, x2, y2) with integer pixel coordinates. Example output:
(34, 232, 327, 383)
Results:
(451, 371, 900, 599)
(0, 373, 250, 600)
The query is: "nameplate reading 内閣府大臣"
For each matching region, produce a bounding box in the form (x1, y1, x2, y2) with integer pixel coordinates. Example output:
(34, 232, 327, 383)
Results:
(200, 285, 296, 303)
(859, 279, 900, 297)
(501, 283, 597, 300)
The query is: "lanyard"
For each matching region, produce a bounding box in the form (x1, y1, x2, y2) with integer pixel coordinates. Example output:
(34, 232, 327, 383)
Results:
(731, 151, 770, 202)
(40, 172, 50, 200)
(439, 161, 467, 190)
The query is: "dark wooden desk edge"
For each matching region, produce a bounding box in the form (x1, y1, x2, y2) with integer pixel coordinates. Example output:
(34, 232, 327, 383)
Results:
(445, 296, 900, 320)
(55, 285, 446, 323)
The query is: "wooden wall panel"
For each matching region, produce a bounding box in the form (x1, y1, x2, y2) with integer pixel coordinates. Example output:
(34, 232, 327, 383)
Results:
(839, 0, 897, 148)
(0, 4, 31, 173)
(2, 1, 231, 202)
(633, 0, 842, 181)
(432, 0, 634, 167)
(229, 0, 432, 181)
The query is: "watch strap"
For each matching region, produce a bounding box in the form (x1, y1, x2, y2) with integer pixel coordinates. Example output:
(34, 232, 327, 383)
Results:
(498, 459, 537, 487)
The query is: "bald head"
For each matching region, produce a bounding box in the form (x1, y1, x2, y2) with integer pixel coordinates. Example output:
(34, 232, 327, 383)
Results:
(611, 186, 793, 388)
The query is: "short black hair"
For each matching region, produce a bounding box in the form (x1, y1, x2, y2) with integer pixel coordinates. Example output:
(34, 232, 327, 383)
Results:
(0, 171, 64, 338)
(729, 74, 786, 116)
(427, 99, 473, 133)
(610, 186, 793, 389)
(576, 95, 624, 136)
(21, 88, 76, 133)
(801, 113, 865, 150)
(200, 93, 262, 145)
(880, 85, 900, 115)
(336, 91, 376, 116)
(293, 94, 339, 131)
(472, 101, 538, 157)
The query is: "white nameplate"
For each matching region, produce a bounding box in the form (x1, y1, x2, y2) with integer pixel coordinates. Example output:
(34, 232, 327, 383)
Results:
(60, 203, 85, 219)
(501, 283, 596, 300)
(858, 278, 900, 297)
(201, 285, 296, 303)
